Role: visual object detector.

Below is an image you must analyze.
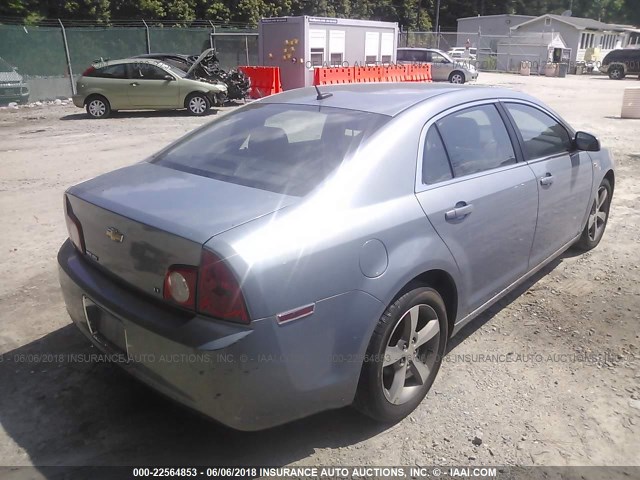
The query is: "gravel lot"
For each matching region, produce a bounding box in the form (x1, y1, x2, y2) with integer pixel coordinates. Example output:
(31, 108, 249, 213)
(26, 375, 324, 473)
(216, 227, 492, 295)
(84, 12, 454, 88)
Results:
(0, 72, 638, 470)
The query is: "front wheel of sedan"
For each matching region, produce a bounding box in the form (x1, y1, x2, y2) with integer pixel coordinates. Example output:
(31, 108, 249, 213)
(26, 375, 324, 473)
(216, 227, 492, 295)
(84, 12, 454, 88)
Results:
(574, 178, 612, 251)
(186, 93, 210, 116)
(355, 286, 448, 423)
(85, 96, 110, 119)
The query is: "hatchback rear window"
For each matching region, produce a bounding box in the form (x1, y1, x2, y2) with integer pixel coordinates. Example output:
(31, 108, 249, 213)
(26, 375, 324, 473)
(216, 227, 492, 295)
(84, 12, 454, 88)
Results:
(151, 104, 389, 196)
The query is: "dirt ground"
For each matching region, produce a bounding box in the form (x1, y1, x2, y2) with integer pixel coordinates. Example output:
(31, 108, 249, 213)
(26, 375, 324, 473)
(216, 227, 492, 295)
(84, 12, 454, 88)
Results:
(0, 72, 639, 471)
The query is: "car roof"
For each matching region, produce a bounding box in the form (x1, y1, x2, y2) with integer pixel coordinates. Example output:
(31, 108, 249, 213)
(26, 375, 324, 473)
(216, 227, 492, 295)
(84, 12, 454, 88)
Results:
(397, 47, 440, 52)
(135, 53, 191, 60)
(93, 58, 169, 66)
(260, 83, 530, 117)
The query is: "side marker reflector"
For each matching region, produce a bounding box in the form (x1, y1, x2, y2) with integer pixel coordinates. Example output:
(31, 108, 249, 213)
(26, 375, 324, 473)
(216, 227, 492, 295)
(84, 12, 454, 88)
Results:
(277, 304, 315, 324)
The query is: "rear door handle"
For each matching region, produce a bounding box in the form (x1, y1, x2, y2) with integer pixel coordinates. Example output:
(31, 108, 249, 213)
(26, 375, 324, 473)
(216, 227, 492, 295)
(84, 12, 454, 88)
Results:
(540, 173, 554, 186)
(445, 202, 474, 220)
(130, 82, 139, 87)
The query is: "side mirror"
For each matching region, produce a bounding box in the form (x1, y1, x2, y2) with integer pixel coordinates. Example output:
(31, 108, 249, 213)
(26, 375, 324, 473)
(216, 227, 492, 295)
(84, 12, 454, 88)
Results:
(574, 131, 600, 152)
(164, 74, 174, 81)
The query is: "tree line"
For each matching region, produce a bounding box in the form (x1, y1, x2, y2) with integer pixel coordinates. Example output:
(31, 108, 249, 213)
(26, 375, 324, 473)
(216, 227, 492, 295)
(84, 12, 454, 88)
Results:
(2, 0, 638, 30)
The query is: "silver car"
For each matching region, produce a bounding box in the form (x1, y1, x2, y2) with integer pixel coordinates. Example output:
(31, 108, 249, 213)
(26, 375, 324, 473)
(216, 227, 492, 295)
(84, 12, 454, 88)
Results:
(397, 47, 478, 84)
(58, 83, 614, 430)
(0, 57, 29, 104)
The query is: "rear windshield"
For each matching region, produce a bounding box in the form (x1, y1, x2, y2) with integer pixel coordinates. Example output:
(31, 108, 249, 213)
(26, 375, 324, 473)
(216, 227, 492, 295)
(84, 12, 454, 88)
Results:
(151, 103, 389, 196)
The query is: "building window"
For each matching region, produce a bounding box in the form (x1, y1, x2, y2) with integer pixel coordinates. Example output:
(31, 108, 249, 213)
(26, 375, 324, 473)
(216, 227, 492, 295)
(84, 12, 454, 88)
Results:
(329, 30, 345, 67)
(309, 29, 326, 67)
(311, 48, 324, 66)
(380, 32, 394, 64)
(365, 32, 380, 64)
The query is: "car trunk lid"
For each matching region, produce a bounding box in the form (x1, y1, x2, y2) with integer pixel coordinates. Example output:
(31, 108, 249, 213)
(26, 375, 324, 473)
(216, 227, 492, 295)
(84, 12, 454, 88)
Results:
(67, 161, 298, 298)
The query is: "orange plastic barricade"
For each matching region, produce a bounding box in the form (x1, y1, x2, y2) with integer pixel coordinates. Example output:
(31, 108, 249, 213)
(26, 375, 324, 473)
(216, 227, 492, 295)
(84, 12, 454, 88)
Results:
(405, 64, 417, 82)
(314, 67, 354, 85)
(311, 63, 431, 86)
(425, 64, 432, 82)
(238, 66, 282, 98)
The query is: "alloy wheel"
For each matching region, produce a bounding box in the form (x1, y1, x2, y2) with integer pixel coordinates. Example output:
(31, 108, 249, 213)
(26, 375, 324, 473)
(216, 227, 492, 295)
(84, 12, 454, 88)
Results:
(382, 304, 440, 405)
(588, 185, 608, 242)
(450, 73, 464, 84)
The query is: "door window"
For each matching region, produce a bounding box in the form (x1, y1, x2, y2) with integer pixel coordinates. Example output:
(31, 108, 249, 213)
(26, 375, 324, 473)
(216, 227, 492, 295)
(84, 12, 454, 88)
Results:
(504, 103, 572, 160)
(435, 104, 516, 177)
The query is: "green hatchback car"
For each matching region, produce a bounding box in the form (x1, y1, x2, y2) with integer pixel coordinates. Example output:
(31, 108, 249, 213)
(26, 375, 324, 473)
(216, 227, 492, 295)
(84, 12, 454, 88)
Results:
(73, 55, 227, 119)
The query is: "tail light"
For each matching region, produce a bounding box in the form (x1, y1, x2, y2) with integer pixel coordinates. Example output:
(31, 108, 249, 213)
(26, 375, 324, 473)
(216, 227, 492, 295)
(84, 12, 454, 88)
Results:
(64, 195, 85, 253)
(197, 249, 249, 324)
(163, 266, 197, 309)
(82, 66, 95, 76)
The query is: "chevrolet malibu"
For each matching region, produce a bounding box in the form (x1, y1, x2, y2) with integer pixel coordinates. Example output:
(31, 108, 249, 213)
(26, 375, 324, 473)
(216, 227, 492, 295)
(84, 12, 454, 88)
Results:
(58, 83, 614, 430)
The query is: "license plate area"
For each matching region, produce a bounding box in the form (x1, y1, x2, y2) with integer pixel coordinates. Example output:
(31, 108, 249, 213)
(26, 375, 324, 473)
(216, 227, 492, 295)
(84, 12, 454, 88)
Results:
(82, 296, 129, 356)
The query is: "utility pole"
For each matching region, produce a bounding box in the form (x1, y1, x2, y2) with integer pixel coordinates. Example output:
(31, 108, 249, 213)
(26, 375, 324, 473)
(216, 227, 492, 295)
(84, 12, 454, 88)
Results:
(434, 0, 441, 35)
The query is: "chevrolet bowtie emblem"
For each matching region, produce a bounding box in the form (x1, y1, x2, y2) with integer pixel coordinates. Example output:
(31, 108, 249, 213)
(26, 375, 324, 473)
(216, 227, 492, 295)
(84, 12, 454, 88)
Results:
(105, 227, 124, 243)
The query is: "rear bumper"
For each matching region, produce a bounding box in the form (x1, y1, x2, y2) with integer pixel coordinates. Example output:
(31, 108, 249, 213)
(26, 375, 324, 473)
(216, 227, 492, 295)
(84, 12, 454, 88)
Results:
(57, 240, 383, 430)
(72, 95, 85, 108)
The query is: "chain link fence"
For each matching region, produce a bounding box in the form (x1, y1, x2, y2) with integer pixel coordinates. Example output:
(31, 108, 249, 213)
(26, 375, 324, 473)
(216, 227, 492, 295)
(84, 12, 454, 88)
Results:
(0, 20, 258, 102)
(2, 22, 568, 103)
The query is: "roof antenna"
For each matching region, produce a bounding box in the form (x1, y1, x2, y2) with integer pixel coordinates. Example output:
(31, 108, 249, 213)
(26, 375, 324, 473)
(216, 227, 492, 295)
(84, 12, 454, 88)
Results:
(315, 85, 333, 100)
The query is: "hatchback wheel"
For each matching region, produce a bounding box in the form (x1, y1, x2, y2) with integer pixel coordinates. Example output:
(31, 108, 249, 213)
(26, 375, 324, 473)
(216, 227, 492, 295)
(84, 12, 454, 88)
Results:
(608, 66, 624, 80)
(449, 71, 465, 84)
(186, 93, 210, 116)
(575, 178, 612, 251)
(86, 96, 110, 119)
(355, 286, 448, 422)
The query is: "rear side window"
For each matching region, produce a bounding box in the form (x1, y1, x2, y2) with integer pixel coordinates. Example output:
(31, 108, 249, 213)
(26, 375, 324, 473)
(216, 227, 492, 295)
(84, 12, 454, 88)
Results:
(504, 103, 572, 159)
(130, 63, 169, 80)
(90, 64, 126, 79)
(152, 104, 389, 196)
(398, 50, 428, 62)
(422, 126, 452, 184)
(436, 104, 516, 177)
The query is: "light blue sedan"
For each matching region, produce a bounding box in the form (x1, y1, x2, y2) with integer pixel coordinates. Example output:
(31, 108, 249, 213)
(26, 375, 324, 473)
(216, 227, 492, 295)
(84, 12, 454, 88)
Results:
(58, 83, 614, 430)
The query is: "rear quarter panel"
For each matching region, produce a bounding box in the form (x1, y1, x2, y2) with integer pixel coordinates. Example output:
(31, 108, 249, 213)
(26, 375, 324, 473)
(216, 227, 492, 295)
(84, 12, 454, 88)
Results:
(78, 76, 129, 110)
(208, 105, 463, 323)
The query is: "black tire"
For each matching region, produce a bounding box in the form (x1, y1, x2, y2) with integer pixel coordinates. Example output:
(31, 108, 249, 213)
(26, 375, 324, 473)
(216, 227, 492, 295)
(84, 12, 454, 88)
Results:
(448, 71, 465, 84)
(608, 66, 625, 80)
(354, 286, 448, 423)
(185, 92, 210, 116)
(574, 178, 612, 251)
(85, 95, 110, 119)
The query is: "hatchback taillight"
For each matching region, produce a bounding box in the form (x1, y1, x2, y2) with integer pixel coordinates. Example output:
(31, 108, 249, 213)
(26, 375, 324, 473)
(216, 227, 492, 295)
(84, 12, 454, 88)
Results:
(64, 195, 85, 253)
(163, 266, 197, 309)
(197, 249, 249, 324)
